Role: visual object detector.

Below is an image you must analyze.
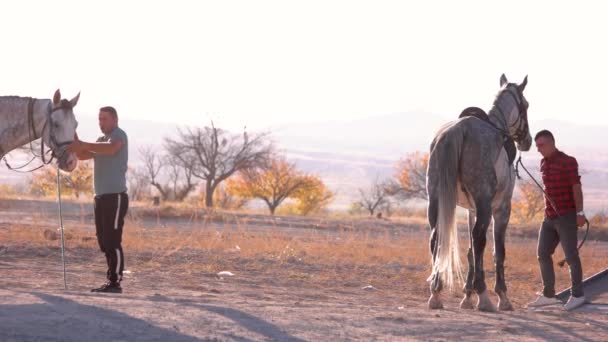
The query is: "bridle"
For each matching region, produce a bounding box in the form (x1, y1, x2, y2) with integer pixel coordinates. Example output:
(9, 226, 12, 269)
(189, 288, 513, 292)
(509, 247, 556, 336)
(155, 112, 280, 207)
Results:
(1, 98, 74, 172)
(493, 84, 530, 143)
(44, 99, 76, 160)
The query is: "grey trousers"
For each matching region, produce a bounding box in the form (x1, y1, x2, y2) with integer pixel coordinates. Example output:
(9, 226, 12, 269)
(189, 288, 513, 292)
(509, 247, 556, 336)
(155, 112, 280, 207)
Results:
(537, 212, 584, 297)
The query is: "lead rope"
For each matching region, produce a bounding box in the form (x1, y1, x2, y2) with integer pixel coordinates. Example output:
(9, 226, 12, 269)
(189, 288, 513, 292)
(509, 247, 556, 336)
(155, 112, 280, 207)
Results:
(56, 167, 67, 289)
(515, 153, 590, 268)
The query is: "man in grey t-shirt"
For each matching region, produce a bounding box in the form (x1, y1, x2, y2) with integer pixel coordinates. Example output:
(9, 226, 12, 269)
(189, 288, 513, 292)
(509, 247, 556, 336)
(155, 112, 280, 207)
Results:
(68, 106, 128, 293)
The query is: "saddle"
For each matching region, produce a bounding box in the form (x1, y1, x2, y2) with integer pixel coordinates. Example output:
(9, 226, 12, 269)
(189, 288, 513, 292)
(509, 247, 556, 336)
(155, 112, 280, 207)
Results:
(458, 107, 517, 166)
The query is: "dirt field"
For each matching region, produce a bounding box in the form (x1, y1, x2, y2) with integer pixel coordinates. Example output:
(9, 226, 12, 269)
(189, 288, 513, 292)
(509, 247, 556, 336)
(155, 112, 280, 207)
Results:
(1, 198, 608, 341)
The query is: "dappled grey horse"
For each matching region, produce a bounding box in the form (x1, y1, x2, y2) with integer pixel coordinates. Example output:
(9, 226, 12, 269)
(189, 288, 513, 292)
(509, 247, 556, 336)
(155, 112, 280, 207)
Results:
(0, 90, 80, 172)
(426, 74, 532, 311)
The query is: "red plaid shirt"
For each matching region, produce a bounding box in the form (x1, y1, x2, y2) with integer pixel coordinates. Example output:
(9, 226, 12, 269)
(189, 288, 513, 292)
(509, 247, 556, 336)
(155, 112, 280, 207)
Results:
(540, 150, 581, 218)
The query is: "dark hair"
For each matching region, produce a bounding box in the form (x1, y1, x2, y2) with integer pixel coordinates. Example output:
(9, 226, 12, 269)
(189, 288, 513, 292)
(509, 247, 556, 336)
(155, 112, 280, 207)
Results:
(534, 129, 554, 142)
(99, 106, 118, 119)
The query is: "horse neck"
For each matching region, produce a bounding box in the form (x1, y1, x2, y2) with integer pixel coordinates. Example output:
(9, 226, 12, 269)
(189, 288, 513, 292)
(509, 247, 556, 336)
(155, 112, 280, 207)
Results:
(487, 96, 517, 136)
(0, 98, 50, 157)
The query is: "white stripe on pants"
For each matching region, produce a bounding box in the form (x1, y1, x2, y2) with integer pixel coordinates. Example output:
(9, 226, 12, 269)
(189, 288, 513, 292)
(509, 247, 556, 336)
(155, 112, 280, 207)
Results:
(114, 194, 121, 229)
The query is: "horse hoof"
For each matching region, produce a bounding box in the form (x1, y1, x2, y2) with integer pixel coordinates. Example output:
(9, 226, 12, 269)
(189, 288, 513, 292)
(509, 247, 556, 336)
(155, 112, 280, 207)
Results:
(497, 297, 514, 311)
(476, 291, 496, 312)
(428, 294, 444, 310)
(460, 296, 475, 310)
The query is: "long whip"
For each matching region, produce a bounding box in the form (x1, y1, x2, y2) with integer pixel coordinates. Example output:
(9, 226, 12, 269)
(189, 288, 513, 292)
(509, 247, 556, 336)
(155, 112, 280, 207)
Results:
(56, 167, 67, 289)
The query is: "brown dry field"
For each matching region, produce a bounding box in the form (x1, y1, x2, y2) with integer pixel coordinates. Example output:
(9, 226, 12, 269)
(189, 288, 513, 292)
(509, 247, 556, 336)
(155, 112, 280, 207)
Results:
(1, 198, 608, 341)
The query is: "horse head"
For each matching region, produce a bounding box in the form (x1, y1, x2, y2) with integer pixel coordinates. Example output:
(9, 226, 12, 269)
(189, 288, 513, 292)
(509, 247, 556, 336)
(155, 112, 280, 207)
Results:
(498, 74, 532, 151)
(44, 89, 80, 172)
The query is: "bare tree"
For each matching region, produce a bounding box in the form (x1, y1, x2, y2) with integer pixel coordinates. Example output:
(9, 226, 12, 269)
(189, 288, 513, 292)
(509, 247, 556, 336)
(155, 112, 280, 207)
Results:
(164, 123, 273, 208)
(166, 154, 197, 201)
(356, 178, 391, 217)
(139, 145, 197, 202)
(139, 146, 169, 201)
(128, 166, 151, 201)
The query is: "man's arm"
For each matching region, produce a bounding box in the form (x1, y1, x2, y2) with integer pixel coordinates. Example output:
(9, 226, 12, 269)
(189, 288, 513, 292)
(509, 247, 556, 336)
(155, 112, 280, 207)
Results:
(75, 150, 95, 160)
(79, 139, 124, 156)
(569, 156, 586, 227)
(573, 184, 584, 213)
(68, 137, 124, 156)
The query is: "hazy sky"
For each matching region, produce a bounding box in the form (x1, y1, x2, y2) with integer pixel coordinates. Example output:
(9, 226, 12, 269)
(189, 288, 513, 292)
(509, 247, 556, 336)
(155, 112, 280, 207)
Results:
(1, 0, 605, 130)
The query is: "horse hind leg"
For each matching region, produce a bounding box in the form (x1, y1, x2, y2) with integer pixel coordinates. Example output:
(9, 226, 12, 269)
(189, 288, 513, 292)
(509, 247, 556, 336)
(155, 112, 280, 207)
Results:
(427, 196, 444, 310)
(493, 205, 514, 311)
(472, 200, 495, 312)
(460, 210, 476, 310)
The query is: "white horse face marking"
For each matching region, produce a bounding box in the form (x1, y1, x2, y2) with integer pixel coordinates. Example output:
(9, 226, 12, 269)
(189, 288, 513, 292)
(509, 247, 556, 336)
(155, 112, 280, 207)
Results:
(48, 90, 80, 172)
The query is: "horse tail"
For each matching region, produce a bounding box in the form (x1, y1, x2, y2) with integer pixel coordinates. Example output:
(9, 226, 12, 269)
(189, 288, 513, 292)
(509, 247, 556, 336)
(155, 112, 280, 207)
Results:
(430, 127, 465, 291)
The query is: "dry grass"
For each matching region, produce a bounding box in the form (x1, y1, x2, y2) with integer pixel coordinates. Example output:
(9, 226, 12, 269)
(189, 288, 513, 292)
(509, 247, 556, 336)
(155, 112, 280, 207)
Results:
(2, 212, 607, 310)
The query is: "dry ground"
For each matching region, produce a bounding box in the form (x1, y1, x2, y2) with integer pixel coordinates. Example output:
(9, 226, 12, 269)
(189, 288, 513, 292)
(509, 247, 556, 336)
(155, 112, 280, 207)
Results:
(1, 198, 608, 341)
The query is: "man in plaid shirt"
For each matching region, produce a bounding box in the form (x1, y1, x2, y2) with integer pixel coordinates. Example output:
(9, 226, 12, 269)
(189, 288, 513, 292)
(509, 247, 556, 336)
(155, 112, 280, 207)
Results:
(527, 130, 587, 311)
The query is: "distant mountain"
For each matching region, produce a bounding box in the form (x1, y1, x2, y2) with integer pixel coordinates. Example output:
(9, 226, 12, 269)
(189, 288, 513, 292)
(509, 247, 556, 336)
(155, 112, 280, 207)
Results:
(3, 113, 608, 212)
(269, 111, 450, 159)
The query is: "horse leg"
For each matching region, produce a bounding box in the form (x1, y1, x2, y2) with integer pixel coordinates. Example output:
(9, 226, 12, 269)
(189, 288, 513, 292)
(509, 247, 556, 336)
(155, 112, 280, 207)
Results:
(472, 200, 495, 312)
(460, 209, 476, 310)
(427, 196, 443, 309)
(493, 204, 513, 311)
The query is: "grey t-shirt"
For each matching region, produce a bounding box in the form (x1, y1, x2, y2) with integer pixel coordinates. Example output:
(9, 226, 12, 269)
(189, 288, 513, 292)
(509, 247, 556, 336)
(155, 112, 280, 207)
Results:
(94, 127, 128, 196)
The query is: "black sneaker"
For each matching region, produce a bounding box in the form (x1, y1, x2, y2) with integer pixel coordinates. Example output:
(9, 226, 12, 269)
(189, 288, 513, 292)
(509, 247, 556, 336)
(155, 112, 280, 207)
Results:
(91, 282, 122, 293)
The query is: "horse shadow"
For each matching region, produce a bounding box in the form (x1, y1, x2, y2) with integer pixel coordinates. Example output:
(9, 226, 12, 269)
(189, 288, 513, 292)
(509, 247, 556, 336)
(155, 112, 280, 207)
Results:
(146, 294, 305, 342)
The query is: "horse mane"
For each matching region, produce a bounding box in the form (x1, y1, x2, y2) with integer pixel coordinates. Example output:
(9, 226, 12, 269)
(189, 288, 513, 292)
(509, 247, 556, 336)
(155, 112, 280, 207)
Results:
(0, 96, 33, 101)
(0, 96, 72, 110)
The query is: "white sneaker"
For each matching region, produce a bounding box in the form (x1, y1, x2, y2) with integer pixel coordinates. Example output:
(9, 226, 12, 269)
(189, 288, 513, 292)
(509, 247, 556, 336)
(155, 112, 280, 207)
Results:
(563, 296, 586, 311)
(527, 295, 561, 308)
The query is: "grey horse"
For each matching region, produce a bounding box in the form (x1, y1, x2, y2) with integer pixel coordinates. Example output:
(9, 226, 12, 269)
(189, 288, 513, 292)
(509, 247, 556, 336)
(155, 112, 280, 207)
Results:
(0, 90, 80, 172)
(426, 74, 532, 311)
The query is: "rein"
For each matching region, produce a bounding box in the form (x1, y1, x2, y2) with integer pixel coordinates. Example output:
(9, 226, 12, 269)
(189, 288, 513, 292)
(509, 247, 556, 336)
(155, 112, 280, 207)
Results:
(515, 154, 590, 267)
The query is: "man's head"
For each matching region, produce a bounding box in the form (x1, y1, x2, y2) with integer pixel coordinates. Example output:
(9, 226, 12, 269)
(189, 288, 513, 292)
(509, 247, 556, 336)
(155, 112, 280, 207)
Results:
(534, 130, 556, 158)
(98, 106, 118, 135)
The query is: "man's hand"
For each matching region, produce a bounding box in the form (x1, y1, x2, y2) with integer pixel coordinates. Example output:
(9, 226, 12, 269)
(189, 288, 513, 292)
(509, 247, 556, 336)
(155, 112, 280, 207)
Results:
(576, 214, 587, 227)
(67, 134, 85, 153)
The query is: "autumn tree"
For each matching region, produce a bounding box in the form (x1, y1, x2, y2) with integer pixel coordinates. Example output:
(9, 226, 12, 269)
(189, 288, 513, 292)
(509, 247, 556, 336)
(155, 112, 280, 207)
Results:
(512, 178, 545, 223)
(226, 157, 311, 215)
(291, 175, 334, 215)
(164, 123, 273, 208)
(212, 183, 249, 210)
(386, 151, 429, 201)
(30, 161, 94, 199)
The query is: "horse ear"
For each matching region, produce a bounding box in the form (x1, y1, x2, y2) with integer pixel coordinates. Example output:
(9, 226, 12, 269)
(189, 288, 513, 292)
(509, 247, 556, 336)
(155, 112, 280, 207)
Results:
(500, 74, 508, 87)
(518, 75, 528, 92)
(70, 92, 81, 108)
(53, 89, 61, 105)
